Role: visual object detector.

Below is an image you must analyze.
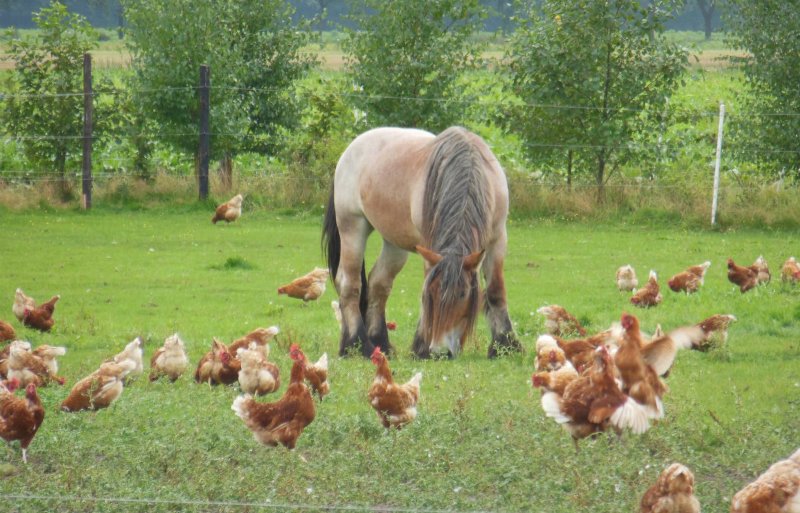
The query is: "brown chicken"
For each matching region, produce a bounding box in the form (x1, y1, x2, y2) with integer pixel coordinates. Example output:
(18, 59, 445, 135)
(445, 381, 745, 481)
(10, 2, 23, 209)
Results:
(12, 288, 35, 322)
(195, 338, 241, 385)
(149, 333, 189, 382)
(0, 320, 15, 342)
(534, 335, 568, 372)
(303, 351, 329, 401)
(211, 193, 243, 224)
(231, 344, 315, 449)
(668, 261, 711, 294)
(616, 265, 639, 291)
(1, 377, 20, 394)
(228, 326, 280, 355)
(236, 342, 280, 396)
(21, 295, 60, 332)
(61, 359, 137, 412)
(549, 327, 620, 373)
(110, 337, 144, 380)
(640, 463, 700, 513)
(0, 382, 45, 463)
(536, 305, 587, 337)
(368, 347, 422, 429)
(750, 255, 771, 285)
(728, 258, 758, 293)
(631, 270, 663, 308)
(7, 343, 66, 387)
(0, 340, 30, 378)
(782, 257, 800, 284)
(636, 314, 736, 377)
(532, 360, 579, 397)
(277, 268, 330, 302)
(617, 312, 668, 419)
(665, 314, 738, 354)
(730, 448, 800, 513)
(540, 345, 651, 450)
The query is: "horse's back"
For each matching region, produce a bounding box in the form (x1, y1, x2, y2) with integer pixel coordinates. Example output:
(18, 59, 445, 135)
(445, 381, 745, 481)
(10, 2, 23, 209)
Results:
(334, 127, 436, 250)
(333, 126, 508, 252)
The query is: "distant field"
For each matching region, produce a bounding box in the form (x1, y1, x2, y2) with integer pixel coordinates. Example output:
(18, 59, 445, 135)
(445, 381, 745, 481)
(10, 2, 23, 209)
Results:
(0, 30, 743, 72)
(0, 210, 797, 512)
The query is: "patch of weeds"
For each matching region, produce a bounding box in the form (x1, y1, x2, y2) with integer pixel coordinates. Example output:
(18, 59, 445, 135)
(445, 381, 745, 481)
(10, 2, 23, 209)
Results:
(209, 256, 256, 271)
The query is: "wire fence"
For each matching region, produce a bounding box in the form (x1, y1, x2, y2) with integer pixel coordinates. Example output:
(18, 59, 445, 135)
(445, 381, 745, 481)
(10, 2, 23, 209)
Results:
(1, 73, 799, 202)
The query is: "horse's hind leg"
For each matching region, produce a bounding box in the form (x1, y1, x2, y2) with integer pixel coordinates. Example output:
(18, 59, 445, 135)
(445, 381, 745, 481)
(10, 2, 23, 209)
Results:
(336, 219, 374, 357)
(366, 240, 408, 355)
(482, 237, 522, 358)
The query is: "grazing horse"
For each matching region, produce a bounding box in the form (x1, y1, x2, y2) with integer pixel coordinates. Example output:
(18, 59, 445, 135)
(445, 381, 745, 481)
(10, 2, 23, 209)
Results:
(322, 126, 520, 359)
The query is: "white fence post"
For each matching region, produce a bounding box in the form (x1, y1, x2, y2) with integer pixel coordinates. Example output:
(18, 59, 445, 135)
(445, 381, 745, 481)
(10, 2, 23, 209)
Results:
(711, 102, 726, 225)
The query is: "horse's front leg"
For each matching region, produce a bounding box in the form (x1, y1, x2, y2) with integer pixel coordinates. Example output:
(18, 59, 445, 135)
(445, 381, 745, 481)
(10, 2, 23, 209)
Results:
(336, 226, 374, 358)
(365, 241, 408, 355)
(483, 239, 522, 358)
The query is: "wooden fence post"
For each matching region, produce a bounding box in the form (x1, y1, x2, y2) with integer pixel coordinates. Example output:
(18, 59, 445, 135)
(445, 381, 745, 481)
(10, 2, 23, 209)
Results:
(198, 64, 210, 200)
(82, 53, 93, 210)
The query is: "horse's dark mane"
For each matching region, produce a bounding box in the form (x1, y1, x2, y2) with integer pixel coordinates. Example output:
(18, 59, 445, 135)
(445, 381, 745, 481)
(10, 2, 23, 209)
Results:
(420, 126, 490, 343)
(422, 126, 490, 254)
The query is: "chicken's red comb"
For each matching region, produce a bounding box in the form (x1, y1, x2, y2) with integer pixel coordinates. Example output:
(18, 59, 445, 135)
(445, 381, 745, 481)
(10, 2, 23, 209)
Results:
(371, 346, 382, 356)
(289, 343, 301, 352)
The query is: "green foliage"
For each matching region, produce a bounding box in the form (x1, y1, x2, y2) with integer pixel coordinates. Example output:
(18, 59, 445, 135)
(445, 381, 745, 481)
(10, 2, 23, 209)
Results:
(209, 256, 256, 271)
(505, 0, 688, 191)
(724, 0, 800, 179)
(2, 1, 97, 182)
(121, 0, 316, 161)
(277, 72, 356, 185)
(342, 0, 486, 130)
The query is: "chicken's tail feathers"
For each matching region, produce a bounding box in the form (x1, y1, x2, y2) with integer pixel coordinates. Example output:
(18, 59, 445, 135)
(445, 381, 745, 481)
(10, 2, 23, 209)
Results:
(540, 391, 570, 424)
(405, 372, 422, 391)
(231, 395, 253, 419)
(314, 352, 328, 371)
(648, 269, 658, 281)
(610, 398, 651, 435)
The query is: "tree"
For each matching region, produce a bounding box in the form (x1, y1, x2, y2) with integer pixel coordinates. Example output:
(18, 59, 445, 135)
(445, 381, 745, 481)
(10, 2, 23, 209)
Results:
(696, 0, 716, 40)
(505, 0, 687, 199)
(122, 0, 315, 187)
(3, 1, 97, 196)
(342, 0, 485, 131)
(725, 1, 800, 179)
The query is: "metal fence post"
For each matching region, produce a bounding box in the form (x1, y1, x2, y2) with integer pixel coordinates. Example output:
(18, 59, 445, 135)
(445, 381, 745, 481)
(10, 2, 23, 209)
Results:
(710, 102, 725, 226)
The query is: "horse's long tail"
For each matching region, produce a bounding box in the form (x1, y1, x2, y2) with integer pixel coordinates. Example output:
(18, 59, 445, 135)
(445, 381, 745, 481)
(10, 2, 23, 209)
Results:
(322, 185, 340, 280)
(322, 184, 368, 318)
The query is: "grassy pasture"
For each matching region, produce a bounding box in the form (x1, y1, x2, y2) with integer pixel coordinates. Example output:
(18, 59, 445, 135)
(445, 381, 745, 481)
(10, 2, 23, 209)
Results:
(0, 208, 798, 512)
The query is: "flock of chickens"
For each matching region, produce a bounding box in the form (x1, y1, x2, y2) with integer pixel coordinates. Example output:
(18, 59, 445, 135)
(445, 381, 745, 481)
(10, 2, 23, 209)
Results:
(0, 287, 423, 460)
(530, 254, 800, 512)
(615, 255, 800, 309)
(3, 195, 798, 513)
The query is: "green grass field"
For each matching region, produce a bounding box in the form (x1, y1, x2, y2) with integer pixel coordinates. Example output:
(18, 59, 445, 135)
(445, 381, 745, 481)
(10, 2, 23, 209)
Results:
(0, 209, 798, 512)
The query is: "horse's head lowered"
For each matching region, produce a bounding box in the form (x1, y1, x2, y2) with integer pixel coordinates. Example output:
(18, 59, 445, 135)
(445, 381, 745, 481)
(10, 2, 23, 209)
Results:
(416, 245, 483, 357)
